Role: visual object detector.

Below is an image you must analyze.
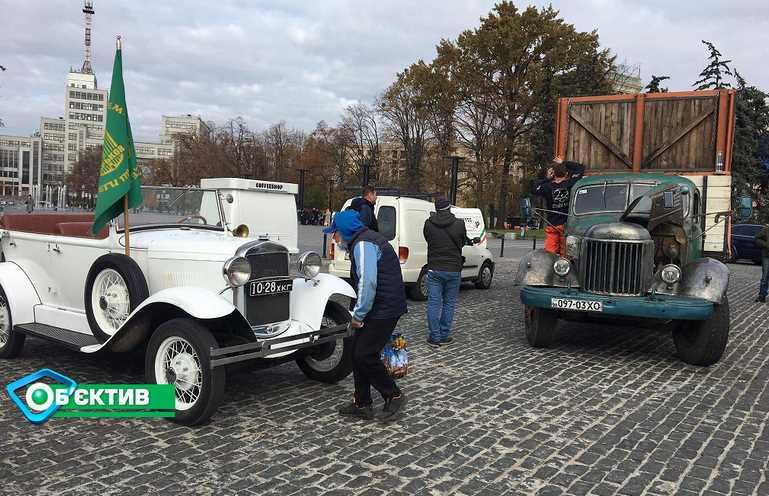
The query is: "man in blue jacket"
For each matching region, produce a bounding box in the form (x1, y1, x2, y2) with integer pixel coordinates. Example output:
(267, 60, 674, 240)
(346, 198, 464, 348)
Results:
(324, 210, 407, 421)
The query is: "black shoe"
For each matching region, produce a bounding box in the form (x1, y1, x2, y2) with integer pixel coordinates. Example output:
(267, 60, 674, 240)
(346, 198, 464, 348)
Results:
(378, 392, 406, 422)
(756, 296, 766, 303)
(338, 401, 374, 420)
(440, 337, 454, 345)
(426, 338, 441, 348)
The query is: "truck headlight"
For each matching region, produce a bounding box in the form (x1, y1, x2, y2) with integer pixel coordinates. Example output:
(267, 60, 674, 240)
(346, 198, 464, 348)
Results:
(223, 256, 251, 287)
(553, 258, 571, 277)
(565, 235, 580, 259)
(298, 251, 322, 279)
(661, 264, 682, 284)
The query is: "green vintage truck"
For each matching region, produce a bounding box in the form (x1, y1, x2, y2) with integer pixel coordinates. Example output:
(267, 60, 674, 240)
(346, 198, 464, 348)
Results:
(516, 173, 743, 366)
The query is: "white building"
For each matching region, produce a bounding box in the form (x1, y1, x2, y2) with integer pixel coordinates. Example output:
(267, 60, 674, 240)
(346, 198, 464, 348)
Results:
(63, 70, 108, 175)
(0, 134, 43, 197)
(161, 114, 209, 145)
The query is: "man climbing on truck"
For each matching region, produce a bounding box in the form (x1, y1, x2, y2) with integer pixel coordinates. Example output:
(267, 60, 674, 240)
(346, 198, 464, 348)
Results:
(533, 157, 585, 255)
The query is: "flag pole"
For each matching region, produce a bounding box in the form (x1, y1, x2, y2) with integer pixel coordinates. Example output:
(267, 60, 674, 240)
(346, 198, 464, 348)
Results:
(124, 195, 130, 256)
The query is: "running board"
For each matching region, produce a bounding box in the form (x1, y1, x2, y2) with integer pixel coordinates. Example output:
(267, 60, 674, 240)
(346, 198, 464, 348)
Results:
(14, 323, 99, 351)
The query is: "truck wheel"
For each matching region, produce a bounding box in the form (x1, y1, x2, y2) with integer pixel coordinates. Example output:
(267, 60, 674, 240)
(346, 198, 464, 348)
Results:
(85, 254, 149, 343)
(296, 302, 353, 383)
(408, 269, 429, 301)
(524, 305, 557, 348)
(146, 318, 225, 426)
(673, 296, 729, 366)
(475, 261, 494, 289)
(0, 285, 25, 358)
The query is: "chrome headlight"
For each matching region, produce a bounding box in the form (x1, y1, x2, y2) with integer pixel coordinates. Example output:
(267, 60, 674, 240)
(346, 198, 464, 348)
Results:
(660, 264, 682, 284)
(298, 251, 322, 279)
(553, 258, 571, 277)
(565, 235, 580, 259)
(223, 256, 251, 287)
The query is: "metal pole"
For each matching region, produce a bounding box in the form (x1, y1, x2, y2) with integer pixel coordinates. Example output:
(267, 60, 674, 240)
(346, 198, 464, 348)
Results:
(361, 162, 370, 187)
(532, 237, 537, 250)
(449, 156, 460, 205)
(297, 169, 306, 211)
(500, 234, 505, 258)
(322, 233, 328, 258)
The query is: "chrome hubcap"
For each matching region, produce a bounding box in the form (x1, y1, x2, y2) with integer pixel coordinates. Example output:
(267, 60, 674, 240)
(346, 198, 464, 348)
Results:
(0, 298, 9, 348)
(155, 336, 202, 411)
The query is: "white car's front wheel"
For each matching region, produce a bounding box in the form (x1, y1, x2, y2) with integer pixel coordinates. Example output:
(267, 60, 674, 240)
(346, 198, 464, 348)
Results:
(296, 302, 353, 383)
(145, 318, 225, 426)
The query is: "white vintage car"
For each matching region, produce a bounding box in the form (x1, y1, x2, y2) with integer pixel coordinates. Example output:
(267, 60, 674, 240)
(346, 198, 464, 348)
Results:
(0, 182, 356, 425)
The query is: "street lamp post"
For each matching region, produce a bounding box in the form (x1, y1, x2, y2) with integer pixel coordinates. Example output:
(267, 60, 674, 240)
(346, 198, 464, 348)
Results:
(297, 168, 306, 212)
(447, 155, 462, 205)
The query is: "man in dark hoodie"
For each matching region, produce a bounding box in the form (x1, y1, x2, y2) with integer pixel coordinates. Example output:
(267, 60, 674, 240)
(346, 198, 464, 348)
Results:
(423, 198, 473, 347)
(348, 185, 379, 231)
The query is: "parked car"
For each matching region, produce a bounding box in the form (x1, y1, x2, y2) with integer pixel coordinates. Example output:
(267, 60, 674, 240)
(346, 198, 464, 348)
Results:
(516, 173, 740, 366)
(0, 182, 356, 425)
(328, 195, 495, 300)
(730, 223, 763, 264)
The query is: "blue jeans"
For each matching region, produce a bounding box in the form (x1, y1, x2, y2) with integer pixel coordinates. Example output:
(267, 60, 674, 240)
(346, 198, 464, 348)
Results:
(760, 257, 769, 298)
(426, 270, 461, 341)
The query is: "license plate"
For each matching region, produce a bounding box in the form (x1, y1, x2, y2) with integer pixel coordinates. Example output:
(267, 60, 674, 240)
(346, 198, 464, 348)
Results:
(551, 297, 603, 312)
(248, 279, 293, 297)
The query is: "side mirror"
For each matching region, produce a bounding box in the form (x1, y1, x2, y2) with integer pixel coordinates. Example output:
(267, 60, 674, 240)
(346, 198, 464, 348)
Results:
(520, 198, 531, 220)
(736, 195, 753, 221)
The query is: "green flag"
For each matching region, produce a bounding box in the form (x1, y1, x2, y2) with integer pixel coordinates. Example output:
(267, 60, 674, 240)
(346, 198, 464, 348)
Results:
(92, 38, 142, 235)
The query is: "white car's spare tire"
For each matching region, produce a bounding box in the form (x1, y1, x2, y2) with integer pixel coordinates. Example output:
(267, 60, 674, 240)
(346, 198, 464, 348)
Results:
(84, 253, 149, 342)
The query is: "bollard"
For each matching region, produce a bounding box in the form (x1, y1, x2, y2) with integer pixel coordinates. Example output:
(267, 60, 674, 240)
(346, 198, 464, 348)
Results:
(322, 232, 328, 258)
(532, 236, 537, 250)
(500, 234, 505, 258)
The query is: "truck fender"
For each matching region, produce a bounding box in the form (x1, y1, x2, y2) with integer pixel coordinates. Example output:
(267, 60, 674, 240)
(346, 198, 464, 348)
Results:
(290, 273, 356, 330)
(514, 249, 577, 288)
(680, 258, 729, 304)
(0, 262, 40, 325)
(91, 287, 249, 353)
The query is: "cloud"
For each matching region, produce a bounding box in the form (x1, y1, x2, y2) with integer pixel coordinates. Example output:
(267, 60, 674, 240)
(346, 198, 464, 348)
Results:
(0, 0, 766, 141)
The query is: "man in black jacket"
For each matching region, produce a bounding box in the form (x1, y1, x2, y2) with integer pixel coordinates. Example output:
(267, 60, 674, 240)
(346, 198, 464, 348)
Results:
(423, 197, 470, 347)
(533, 157, 585, 255)
(348, 185, 379, 231)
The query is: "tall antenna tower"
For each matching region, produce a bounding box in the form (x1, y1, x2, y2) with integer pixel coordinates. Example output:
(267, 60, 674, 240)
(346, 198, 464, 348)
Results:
(81, 0, 95, 74)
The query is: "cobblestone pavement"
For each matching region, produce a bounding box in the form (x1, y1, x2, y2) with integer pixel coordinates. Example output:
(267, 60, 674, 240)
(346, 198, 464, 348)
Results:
(1, 258, 769, 496)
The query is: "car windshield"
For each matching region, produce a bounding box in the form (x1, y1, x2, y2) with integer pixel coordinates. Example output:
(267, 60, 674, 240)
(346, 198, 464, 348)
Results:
(573, 183, 628, 214)
(117, 187, 224, 230)
(628, 183, 655, 214)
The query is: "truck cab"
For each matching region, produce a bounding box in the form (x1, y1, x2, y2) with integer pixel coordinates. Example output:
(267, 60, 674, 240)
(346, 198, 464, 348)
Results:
(516, 173, 731, 366)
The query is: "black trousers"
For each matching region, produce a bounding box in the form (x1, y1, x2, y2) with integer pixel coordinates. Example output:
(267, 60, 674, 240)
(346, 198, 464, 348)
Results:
(351, 316, 400, 405)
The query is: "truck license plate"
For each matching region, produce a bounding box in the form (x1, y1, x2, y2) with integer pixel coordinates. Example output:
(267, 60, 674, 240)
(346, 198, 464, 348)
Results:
(248, 279, 293, 297)
(551, 298, 603, 312)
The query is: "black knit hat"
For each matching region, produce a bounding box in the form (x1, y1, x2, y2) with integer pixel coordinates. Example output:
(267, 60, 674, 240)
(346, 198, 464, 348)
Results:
(435, 197, 451, 211)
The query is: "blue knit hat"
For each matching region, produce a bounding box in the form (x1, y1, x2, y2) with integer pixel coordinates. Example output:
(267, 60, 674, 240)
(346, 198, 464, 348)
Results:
(323, 210, 366, 241)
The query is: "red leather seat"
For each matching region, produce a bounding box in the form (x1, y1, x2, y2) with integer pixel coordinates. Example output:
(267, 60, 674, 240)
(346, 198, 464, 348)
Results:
(56, 222, 109, 239)
(0, 213, 107, 239)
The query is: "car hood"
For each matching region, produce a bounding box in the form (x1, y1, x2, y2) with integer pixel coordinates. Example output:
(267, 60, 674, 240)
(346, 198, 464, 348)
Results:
(127, 228, 254, 260)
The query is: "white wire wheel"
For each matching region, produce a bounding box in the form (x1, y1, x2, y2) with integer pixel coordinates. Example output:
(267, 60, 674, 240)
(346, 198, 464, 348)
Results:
(154, 335, 203, 411)
(90, 268, 131, 336)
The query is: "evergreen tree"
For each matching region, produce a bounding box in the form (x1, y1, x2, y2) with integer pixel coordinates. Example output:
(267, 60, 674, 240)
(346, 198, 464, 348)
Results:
(693, 40, 733, 90)
(644, 75, 670, 93)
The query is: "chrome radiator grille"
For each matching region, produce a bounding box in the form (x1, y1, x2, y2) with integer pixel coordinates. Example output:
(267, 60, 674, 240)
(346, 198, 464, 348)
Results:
(580, 239, 652, 296)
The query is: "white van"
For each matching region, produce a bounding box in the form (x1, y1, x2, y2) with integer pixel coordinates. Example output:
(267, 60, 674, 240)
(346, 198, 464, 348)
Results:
(200, 178, 299, 253)
(328, 195, 495, 299)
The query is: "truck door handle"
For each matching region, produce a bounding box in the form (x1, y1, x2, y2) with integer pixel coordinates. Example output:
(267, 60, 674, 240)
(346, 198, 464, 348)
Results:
(52, 245, 61, 253)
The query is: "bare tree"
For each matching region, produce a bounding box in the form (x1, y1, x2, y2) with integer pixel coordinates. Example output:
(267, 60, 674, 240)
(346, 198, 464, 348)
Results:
(340, 103, 381, 182)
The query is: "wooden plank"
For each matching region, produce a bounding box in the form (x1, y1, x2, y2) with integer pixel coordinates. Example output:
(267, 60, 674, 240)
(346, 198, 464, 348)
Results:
(643, 103, 715, 167)
(569, 108, 633, 169)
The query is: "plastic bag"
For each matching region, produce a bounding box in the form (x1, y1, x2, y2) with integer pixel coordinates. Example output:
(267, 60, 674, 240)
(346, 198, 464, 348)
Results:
(381, 332, 409, 379)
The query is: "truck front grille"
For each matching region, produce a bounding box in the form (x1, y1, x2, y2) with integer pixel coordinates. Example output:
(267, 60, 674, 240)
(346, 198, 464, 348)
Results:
(581, 239, 652, 296)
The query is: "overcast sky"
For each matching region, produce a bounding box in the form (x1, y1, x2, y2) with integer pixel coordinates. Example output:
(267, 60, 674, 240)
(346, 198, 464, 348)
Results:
(1, 0, 767, 142)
